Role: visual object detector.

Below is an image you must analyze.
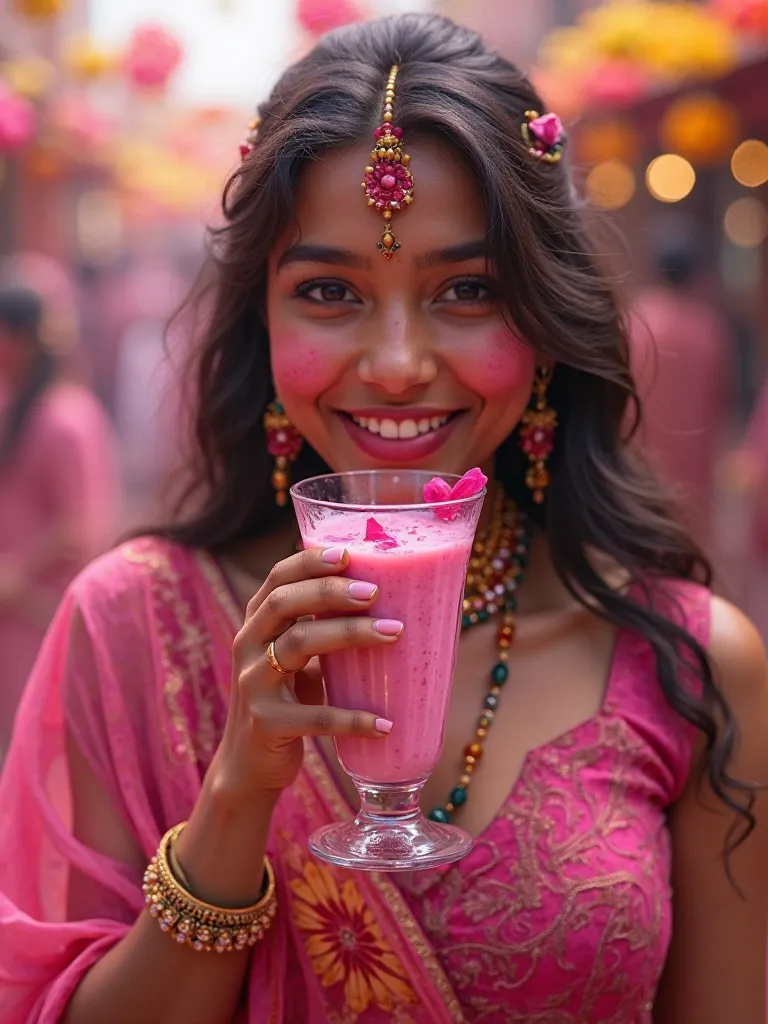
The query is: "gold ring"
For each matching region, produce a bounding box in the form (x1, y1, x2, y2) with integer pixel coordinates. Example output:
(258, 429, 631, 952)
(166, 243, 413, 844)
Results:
(265, 640, 291, 675)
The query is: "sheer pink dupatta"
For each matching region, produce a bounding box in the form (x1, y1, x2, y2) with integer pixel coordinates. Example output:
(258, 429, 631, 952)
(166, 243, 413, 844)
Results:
(0, 539, 463, 1024)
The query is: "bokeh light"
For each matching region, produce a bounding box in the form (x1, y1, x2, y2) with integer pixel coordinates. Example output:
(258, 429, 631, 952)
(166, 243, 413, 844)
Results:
(645, 154, 696, 202)
(585, 159, 636, 209)
(731, 139, 768, 188)
(723, 197, 768, 247)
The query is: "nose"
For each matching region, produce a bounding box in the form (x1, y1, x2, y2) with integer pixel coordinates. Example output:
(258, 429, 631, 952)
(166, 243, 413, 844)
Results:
(357, 309, 438, 395)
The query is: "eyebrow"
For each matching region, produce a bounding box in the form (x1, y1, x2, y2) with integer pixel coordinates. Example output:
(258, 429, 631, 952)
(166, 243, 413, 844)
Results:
(413, 240, 489, 269)
(277, 244, 371, 271)
(276, 238, 490, 273)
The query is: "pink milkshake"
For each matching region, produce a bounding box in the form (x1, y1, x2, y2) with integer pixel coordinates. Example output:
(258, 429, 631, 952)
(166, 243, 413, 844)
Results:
(303, 510, 473, 783)
(292, 469, 485, 871)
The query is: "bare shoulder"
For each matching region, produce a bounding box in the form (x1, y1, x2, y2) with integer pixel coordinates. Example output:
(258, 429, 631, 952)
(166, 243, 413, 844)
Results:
(708, 596, 768, 709)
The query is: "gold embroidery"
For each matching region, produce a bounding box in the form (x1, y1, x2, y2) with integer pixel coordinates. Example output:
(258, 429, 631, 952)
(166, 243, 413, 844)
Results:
(122, 541, 219, 765)
(398, 717, 664, 1023)
(291, 860, 416, 1014)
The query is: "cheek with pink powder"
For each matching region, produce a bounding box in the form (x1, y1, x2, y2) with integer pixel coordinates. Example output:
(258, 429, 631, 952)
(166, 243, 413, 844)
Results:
(454, 332, 536, 399)
(270, 336, 344, 398)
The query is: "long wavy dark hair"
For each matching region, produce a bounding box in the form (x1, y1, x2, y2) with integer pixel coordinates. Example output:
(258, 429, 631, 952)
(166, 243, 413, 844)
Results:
(0, 286, 57, 469)
(163, 13, 754, 862)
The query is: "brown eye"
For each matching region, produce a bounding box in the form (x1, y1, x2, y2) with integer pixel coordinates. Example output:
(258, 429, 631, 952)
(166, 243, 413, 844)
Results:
(295, 280, 360, 304)
(436, 278, 493, 304)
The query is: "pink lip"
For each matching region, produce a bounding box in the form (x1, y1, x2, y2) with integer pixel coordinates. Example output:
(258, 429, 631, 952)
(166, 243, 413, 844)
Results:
(338, 411, 465, 463)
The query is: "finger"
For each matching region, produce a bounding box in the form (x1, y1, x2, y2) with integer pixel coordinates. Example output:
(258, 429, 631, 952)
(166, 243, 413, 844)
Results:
(259, 701, 394, 739)
(271, 616, 403, 675)
(246, 546, 350, 620)
(248, 576, 380, 643)
(294, 658, 325, 706)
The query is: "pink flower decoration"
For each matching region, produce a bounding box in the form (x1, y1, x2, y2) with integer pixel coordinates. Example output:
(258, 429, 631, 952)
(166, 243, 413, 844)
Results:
(266, 428, 303, 459)
(124, 25, 183, 89)
(0, 85, 36, 153)
(424, 468, 488, 521)
(364, 138, 413, 212)
(365, 517, 398, 550)
(297, 0, 363, 36)
(529, 113, 563, 148)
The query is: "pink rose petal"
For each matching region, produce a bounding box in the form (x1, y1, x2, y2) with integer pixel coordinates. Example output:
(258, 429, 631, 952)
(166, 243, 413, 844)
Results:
(424, 468, 487, 521)
(423, 477, 452, 504)
(449, 467, 488, 500)
(364, 517, 398, 549)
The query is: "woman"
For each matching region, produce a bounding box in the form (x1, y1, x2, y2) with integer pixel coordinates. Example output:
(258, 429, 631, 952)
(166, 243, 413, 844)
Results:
(0, 286, 118, 754)
(1, 15, 767, 1024)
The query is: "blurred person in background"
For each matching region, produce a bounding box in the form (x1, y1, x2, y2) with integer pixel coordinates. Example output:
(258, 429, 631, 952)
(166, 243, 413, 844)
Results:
(630, 232, 730, 550)
(723, 375, 768, 638)
(0, 286, 119, 756)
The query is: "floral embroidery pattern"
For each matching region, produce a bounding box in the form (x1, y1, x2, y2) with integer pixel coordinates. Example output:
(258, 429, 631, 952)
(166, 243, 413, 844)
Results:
(291, 861, 416, 1015)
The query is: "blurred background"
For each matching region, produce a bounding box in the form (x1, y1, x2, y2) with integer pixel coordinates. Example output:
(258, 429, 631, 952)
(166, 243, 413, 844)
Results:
(0, 0, 766, 749)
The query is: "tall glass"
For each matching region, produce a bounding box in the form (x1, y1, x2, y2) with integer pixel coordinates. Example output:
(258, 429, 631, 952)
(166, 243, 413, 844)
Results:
(291, 470, 485, 871)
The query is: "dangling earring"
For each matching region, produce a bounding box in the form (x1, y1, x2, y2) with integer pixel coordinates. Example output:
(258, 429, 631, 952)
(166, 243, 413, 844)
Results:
(264, 400, 303, 507)
(519, 366, 557, 504)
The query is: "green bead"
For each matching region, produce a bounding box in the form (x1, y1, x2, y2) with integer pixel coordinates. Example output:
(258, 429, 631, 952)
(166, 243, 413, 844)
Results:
(478, 609, 489, 622)
(428, 807, 451, 824)
(449, 786, 467, 807)
(461, 615, 471, 630)
(491, 662, 509, 685)
(506, 597, 517, 613)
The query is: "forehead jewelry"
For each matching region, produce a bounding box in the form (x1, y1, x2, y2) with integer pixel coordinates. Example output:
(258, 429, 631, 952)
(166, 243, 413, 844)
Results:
(361, 65, 414, 259)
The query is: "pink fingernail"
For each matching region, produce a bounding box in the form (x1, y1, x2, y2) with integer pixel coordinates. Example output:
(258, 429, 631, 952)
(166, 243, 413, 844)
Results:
(321, 546, 346, 564)
(373, 619, 403, 637)
(375, 718, 393, 734)
(348, 581, 378, 601)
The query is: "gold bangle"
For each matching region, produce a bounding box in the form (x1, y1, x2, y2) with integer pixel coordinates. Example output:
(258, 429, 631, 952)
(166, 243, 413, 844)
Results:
(142, 822, 277, 952)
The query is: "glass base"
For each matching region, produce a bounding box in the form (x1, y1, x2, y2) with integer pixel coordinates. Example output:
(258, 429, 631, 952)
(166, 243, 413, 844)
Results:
(309, 777, 473, 872)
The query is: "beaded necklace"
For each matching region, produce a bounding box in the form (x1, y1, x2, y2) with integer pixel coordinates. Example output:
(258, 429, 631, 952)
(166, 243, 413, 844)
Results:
(428, 489, 531, 824)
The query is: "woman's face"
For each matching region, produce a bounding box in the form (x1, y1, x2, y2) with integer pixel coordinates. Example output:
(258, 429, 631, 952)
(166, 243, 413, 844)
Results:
(266, 137, 536, 476)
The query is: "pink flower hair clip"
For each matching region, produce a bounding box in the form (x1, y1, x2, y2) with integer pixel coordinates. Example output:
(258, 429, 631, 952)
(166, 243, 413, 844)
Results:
(239, 116, 261, 161)
(521, 110, 566, 165)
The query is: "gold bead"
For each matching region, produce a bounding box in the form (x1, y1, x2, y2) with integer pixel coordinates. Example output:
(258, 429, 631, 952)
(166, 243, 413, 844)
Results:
(490, 686, 500, 696)
(383, 209, 392, 220)
(403, 194, 413, 204)
(378, 148, 387, 158)
(382, 232, 395, 250)
(459, 774, 471, 787)
(476, 727, 487, 740)
(465, 742, 483, 760)
(465, 756, 477, 768)
(401, 153, 410, 165)
(386, 147, 395, 159)
(394, 152, 401, 162)
(272, 470, 288, 488)
(446, 802, 454, 812)
(367, 198, 376, 206)
(383, 112, 393, 123)
(275, 490, 288, 508)
(365, 165, 374, 175)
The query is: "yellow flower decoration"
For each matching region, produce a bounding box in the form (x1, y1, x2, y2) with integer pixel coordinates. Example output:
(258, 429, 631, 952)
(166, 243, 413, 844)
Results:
(11, 0, 65, 18)
(291, 861, 415, 1015)
(0, 56, 55, 99)
(63, 35, 117, 81)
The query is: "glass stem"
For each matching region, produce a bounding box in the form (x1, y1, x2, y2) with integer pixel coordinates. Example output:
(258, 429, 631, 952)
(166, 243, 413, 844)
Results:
(350, 777, 426, 824)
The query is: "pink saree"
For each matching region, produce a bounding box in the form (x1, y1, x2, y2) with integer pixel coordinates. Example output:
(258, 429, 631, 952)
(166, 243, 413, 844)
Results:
(0, 537, 463, 1024)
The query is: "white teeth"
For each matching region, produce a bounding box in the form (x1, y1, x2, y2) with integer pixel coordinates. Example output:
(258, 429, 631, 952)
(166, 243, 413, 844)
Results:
(350, 413, 452, 438)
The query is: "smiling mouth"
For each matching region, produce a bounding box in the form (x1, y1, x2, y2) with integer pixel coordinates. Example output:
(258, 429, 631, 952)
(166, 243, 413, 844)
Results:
(345, 412, 457, 440)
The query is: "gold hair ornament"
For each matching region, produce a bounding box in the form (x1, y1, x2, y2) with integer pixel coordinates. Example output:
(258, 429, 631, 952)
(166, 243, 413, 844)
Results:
(361, 65, 414, 258)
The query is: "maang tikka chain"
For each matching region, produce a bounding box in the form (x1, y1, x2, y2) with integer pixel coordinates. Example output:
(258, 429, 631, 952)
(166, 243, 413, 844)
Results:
(362, 65, 414, 258)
